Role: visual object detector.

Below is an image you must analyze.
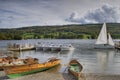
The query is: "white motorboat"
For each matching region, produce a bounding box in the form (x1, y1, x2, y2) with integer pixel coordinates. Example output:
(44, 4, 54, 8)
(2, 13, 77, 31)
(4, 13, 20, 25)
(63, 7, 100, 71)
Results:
(51, 45, 61, 51)
(60, 44, 74, 51)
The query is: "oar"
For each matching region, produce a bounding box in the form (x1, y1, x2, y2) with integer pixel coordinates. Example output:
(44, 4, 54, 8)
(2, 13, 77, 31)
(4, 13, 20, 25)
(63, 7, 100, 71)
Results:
(63, 66, 68, 72)
(63, 63, 69, 66)
(63, 63, 70, 72)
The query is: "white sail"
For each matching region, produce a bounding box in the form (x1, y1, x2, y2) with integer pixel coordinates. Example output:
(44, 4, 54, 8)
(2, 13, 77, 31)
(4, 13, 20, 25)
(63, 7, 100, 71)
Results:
(108, 33, 114, 46)
(95, 23, 107, 44)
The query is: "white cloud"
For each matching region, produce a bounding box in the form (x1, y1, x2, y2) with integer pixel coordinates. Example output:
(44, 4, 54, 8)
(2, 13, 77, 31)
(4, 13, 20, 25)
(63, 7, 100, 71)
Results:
(0, 0, 120, 28)
(66, 4, 120, 24)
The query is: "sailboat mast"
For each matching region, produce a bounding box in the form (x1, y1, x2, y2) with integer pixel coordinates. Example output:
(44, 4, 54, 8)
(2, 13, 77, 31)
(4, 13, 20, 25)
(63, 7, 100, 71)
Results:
(95, 23, 107, 45)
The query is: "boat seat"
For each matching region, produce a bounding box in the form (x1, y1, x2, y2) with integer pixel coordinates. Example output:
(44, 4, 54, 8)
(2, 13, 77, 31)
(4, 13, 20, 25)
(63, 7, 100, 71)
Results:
(70, 63, 78, 66)
(70, 65, 80, 72)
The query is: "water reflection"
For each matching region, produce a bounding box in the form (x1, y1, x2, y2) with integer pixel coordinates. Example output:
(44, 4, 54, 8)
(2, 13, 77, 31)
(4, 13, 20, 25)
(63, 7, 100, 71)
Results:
(96, 50, 119, 74)
(7, 48, 120, 74)
(1, 39, 120, 75)
(13, 50, 74, 73)
(12, 49, 74, 63)
(97, 51, 112, 73)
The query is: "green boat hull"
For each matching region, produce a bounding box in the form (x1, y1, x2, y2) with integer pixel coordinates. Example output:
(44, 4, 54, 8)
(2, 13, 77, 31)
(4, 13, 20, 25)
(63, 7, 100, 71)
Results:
(7, 64, 60, 79)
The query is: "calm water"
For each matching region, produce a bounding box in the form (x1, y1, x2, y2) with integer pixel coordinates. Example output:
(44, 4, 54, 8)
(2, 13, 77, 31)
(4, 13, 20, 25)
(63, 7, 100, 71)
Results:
(0, 39, 120, 75)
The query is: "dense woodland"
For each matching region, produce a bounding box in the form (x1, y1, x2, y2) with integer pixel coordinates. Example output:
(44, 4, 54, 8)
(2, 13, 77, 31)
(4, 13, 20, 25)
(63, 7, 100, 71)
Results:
(0, 23, 120, 40)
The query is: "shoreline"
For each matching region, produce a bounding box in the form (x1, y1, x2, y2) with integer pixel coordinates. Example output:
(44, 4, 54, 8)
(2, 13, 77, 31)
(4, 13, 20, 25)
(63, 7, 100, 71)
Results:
(1, 71, 120, 80)
(83, 73, 120, 80)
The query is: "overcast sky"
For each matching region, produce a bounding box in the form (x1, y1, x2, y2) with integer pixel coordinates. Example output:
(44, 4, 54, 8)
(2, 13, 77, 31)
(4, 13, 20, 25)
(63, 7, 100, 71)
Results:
(0, 0, 120, 28)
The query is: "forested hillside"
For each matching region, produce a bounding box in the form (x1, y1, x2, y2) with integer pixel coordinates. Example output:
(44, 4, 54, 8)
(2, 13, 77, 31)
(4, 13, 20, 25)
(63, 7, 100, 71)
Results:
(0, 23, 120, 40)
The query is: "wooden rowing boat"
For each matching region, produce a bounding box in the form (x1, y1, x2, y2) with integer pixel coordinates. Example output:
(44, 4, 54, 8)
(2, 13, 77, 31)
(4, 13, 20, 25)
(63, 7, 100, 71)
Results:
(68, 59, 83, 80)
(0, 56, 38, 70)
(4, 58, 61, 79)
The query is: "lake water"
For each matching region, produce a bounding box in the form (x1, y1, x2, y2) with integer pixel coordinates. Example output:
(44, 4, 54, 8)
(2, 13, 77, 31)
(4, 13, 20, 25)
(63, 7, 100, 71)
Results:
(0, 39, 120, 75)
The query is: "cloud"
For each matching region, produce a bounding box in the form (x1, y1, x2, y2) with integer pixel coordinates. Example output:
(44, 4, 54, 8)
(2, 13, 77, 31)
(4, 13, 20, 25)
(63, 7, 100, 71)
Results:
(66, 4, 120, 24)
(0, 0, 67, 28)
(0, 0, 120, 28)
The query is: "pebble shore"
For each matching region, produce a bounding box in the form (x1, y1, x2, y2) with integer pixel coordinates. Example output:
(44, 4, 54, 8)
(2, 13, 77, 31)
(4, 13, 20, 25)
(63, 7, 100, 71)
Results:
(0, 69, 120, 80)
(1, 71, 120, 80)
(84, 73, 120, 80)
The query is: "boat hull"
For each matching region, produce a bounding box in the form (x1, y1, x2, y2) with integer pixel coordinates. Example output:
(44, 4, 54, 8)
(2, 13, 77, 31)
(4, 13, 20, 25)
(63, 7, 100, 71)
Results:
(94, 44, 114, 49)
(43, 47, 51, 51)
(5, 59, 61, 79)
(68, 59, 83, 80)
(115, 46, 120, 50)
(0, 58, 30, 70)
(0, 64, 27, 70)
(8, 47, 35, 51)
(36, 47, 43, 50)
(61, 47, 74, 51)
(51, 47, 61, 51)
(7, 64, 60, 79)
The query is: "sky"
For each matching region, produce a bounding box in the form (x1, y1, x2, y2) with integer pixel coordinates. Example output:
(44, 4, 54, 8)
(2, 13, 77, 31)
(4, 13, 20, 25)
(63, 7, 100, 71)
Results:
(0, 0, 120, 28)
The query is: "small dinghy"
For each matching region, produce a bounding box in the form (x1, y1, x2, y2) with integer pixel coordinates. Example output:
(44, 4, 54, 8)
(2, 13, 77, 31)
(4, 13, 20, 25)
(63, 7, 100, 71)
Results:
(68, 59, 83, 80)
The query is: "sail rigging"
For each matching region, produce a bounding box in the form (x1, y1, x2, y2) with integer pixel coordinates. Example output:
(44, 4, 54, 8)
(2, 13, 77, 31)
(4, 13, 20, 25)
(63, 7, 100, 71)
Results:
(95, 23, 114, 46)
(108, 33, 114, 46)
(96, 23, 107, 44)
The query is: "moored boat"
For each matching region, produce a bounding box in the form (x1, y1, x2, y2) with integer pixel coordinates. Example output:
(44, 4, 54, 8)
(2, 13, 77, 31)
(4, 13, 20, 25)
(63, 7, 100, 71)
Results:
(7, 43, 35, 51)
(115, 46, 120, 50)
(0, 56, 39, 70)
(68, 59, 83, 80)
(43, 45, 52, 51)
(4, 58, 61, 79)
(51, 45, 61, 51)
(36, 43, 74, 51)
(61, 44, 74, 51)
(115, 41, 120, 50)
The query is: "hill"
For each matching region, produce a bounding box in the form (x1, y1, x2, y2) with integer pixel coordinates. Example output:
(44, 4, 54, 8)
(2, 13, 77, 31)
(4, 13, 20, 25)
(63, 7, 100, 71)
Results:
(0, 23, 120, 40)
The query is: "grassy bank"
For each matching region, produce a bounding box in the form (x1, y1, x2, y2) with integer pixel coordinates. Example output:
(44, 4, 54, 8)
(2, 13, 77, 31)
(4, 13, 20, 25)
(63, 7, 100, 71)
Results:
(0, 23, 120, 40)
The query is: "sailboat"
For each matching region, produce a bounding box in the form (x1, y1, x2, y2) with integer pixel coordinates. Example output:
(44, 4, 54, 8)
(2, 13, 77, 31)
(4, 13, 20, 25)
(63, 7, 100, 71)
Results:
(95, 23, 114, 49)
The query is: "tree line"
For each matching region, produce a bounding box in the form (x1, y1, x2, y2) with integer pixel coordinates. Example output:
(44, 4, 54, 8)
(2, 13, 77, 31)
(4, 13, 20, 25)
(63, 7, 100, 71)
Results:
(0, 23, 120, 40)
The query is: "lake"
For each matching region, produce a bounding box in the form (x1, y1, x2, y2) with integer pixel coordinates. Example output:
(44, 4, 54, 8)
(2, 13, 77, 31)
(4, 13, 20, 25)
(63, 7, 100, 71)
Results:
(0, 39, 120, 75)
